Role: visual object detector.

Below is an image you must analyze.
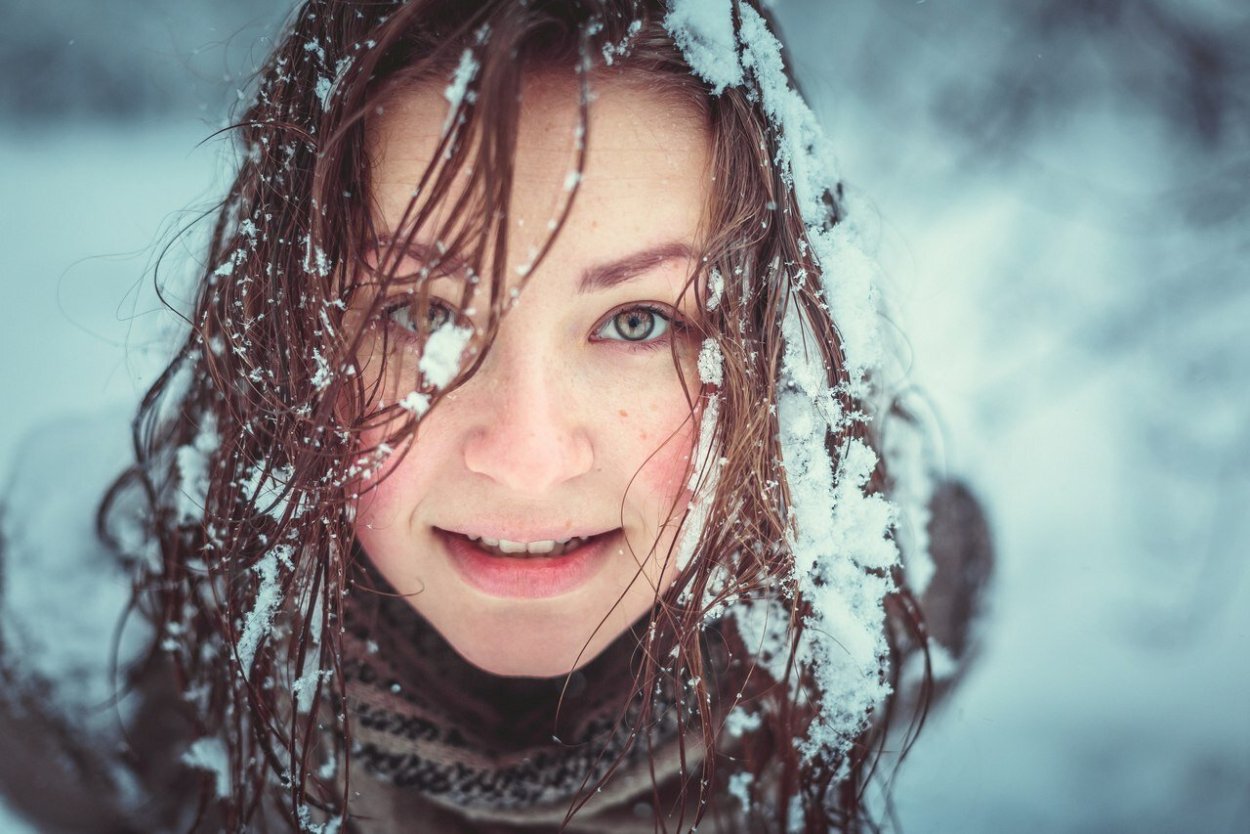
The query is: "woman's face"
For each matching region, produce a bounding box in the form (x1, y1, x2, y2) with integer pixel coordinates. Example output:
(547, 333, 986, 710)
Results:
(352, 75, 710, 677)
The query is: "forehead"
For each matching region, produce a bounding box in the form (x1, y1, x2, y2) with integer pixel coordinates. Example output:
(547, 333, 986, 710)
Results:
(366, 72, 712, 245)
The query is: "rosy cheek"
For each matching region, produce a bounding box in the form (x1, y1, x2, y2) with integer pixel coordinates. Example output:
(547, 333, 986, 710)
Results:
(351, 404, 460, 533)
(352, 422, 433, 536)
(633, 407, 698, 510)
(353, 471, 402, 538)
(349, 431, 404, 523)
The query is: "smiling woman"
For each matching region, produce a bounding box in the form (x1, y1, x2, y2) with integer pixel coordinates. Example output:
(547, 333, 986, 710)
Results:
(0, 1, 990, 832)
(353, 76, 708, 677)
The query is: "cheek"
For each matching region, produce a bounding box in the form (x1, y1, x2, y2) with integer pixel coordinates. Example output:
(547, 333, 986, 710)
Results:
(358, 457, 402, 509)
(350, 388, 469, 516)
(623, 395, 698, 513)
(350, 420, 437, 536)
(352, 451, 412, 544)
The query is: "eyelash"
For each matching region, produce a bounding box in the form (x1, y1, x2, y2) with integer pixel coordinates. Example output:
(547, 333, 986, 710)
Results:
(591, 304, 686, 352)
(381, 297, 456, 339)
(380, 299, 687, 352)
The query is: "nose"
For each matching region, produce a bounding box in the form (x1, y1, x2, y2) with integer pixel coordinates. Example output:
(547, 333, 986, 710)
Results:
(460, 335, 594, 493)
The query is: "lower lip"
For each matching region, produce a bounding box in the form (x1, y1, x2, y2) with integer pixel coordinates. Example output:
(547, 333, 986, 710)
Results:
(438, 530, 616, 599)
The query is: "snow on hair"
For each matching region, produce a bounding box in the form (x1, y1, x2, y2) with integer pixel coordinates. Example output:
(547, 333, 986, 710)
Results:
(666, 0, 912, 774)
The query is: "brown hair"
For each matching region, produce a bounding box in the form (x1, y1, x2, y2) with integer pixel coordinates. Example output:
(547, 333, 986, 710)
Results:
(103, 1, 932, 831)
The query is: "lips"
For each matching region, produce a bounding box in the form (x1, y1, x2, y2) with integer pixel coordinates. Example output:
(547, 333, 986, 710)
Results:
(435, 527, 618, 598)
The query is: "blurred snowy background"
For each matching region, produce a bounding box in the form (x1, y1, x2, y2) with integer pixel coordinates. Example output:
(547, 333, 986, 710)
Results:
(0, 0, 1246, 831)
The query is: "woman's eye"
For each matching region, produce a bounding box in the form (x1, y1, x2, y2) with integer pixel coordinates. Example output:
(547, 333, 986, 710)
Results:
(595, 305, 673, 344)
(384, 298, 454, 335)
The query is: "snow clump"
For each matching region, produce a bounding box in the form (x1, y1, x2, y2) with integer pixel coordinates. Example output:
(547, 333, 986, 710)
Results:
(418, 321, 472, 390)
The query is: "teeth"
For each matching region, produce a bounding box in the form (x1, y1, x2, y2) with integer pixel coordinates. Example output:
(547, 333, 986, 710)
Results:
(465, 534, 591, 557)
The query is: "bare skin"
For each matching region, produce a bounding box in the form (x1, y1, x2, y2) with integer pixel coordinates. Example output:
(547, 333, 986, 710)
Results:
(352, 75, 711, 676)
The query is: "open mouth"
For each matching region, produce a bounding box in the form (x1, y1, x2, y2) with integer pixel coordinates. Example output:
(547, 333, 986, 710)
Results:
(458, 532, 600, 557)
(435, 528, 620, 598)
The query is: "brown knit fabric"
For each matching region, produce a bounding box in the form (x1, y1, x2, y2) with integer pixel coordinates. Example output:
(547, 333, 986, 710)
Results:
(337, 584, 717, 833)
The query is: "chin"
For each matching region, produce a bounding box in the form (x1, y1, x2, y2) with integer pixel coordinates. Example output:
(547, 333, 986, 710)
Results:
(431, 611, 617, 678)
(416, 582, 640, 678)
(450, 636, 600, 679)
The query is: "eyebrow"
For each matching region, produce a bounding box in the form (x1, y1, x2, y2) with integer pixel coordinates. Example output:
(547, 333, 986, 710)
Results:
(578, 242, 693, 294)
(375, 238, 469, 278)
(378, 236, 692, 291)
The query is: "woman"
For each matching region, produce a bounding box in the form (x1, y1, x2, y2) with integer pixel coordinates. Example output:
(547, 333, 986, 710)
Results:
(0, 0, 992, 831)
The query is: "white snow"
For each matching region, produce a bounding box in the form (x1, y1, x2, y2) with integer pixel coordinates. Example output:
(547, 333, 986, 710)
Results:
(316, 56, 354, 112)
(726, 770, 753, 811)
(675, 395, 720, 572)
(292, 666, 330, 714)
(669, 0, 902, 767)
(663, 0, 744, 95)
(705, 267, 724, 310)
(314, 76, 333, 110)
(235, 545, 290, 673)
(298, 804, 343, 834)
(723, 703, 762, 738)
(398, 390, 431, 418)
(696, 338, 723, 387)
(174, 411, 220, 525)
(417, 321, 472, 390)
(731, 595, 791, 683)
(212, 246, 246, 279)
(310, 348, 333, 390)
(292, 590, 327, 714)
(442, 48, 479, 136)
(302, 236, 332, 278)
(182, 737, 231, 800)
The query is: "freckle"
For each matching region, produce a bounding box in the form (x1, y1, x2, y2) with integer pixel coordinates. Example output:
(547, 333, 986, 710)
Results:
(618, 409, 629, 418)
